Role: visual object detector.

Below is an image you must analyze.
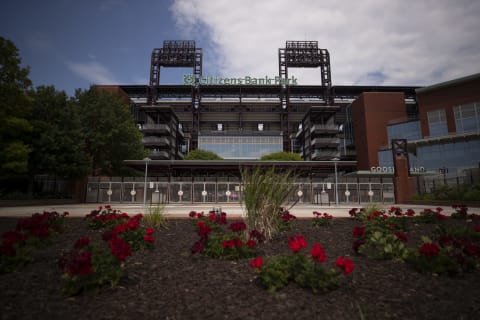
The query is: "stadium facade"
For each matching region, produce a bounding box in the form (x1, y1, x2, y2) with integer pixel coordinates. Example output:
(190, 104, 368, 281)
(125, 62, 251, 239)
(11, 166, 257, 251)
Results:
(91, 40, 480, 204)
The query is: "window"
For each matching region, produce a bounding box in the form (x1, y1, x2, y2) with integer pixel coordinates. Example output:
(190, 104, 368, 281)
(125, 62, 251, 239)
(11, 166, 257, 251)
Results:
(454, 102, 480, 133)
(216, 123, 224, 131)
(387, 121, 422, 141)
(258, 123, 264, 131)
(427, 109, 448, 137)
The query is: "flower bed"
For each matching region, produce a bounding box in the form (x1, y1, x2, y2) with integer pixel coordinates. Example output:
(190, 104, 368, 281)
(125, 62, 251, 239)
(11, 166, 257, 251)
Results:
(1, 205, 480, 319)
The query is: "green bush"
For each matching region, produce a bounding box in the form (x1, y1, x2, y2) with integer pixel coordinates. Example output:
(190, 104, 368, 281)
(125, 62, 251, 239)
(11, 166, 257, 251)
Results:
(184, 149, 223, 160)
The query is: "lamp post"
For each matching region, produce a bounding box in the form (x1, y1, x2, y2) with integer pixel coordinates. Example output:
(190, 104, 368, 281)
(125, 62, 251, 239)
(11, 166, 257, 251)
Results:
(332, 157, 340, 206)
(143, 157, 151, 212)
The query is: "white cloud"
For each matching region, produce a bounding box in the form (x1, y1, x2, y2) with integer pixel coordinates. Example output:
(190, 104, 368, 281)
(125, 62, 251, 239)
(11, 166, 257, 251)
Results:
(66, 61, 119, 85)
(171, 0, 480, 86)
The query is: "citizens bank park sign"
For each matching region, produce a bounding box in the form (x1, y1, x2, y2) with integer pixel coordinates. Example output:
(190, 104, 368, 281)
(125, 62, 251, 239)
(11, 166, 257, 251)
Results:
(184, 74, 298, 86)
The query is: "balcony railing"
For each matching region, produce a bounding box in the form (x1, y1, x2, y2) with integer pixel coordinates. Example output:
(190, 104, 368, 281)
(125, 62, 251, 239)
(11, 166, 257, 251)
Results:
(140, 124, 171, 134)
(311, 137, 340, 147)
(142, 136, 171, 146)
(311, 150, 340, 160)
(310, 124, 338, 134)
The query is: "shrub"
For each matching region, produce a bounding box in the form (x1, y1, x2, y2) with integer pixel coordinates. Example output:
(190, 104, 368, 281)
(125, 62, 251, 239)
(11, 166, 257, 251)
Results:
(250, 235, 354, 293)
(143, 203, 169, 229)
(241, 166, 297, 241)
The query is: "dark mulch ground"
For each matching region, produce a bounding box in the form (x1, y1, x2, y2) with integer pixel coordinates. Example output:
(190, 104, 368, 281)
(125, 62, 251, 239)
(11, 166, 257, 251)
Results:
(1, 215, 480, 320)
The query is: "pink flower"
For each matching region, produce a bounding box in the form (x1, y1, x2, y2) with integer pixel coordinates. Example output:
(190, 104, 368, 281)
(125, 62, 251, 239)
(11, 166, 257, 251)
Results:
(335, 256, 355, 275)
(310, 243, 327, 262)
(249, 257, 263, 268)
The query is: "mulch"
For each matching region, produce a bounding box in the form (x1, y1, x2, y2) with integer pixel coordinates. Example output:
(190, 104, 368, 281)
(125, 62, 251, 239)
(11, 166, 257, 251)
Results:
(1, 215, 480, 320)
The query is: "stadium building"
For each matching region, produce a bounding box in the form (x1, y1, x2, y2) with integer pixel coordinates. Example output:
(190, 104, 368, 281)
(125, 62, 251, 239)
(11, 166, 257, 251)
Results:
(89, 40, 479, 204)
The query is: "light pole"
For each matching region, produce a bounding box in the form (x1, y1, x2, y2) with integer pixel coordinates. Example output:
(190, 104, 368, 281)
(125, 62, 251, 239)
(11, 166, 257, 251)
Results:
(143, 157, 151, 212)
(332, 157, 340, 206)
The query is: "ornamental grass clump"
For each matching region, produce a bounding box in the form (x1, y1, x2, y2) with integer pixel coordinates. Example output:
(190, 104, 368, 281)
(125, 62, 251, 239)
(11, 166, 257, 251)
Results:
(250, 234, 354, 294)
(241, 166, 297, 241)
(143, 203, 169, 229)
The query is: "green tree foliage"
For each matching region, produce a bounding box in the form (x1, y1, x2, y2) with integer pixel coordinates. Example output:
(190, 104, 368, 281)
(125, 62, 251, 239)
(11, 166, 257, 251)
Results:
(184, 149, 223, 160)
(0, 37, 33, 175)
(260, 151, 302, 161)
(74, 87, 146, 176)
(27, 86, 89, 179)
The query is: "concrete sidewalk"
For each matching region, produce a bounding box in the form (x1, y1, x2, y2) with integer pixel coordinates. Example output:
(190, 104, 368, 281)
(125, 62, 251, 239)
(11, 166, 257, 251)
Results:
(0, 202, 478, 218)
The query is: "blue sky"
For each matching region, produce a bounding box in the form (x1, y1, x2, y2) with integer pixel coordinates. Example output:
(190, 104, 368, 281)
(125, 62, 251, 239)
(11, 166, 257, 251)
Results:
(1, 0, 479, 96)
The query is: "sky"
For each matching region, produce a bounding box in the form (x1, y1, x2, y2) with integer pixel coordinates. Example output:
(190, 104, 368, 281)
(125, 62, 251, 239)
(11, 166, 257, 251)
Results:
(1, 0, 479, 96)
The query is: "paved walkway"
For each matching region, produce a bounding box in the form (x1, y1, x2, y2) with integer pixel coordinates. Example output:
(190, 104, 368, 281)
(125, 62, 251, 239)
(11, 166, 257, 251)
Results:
(0, 202, 478, 218)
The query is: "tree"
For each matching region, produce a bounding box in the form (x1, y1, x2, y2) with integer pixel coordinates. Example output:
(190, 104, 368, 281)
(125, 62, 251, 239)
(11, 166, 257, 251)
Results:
(27, 86, 89, 179)
(184, 149, 223, 160)
(0, 37, 33, 175)
(260, 151, 302, 161)
(74, 87, 146, 176)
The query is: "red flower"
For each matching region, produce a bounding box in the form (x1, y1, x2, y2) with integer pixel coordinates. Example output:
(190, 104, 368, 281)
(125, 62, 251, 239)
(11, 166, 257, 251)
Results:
(349, 208, 358, 217)
(437, 213, 448, 221)
(474, 226, 480, 232)
(191, 239, 205, 254)
(438, 236, 454, 247)
(249, 257, 263, 268)
(419, 243, 440, 257)
(60, 251, 93, 277)
(216, 213, 227, 225)
(406, 209, 415, 217)
(143, 235, 155, 243)
(335, 256, 355, 275)
(463, 243, 480, 256)
(113, 223, 128, 235)
(197, 225, 211, 237)
(229, 221, 247, 232)
(352, 226, 365, 238)
(436, 207, 443, 212)
(352, 239, 365, 253)
(249, 230, 265, 243)
(208, 212, 217, 222)
(145, 228, 154, 235)
(109, 237, 132, 261)
(246, 239, 257, 248)
(188, 211, 197, 218)
(74, 237, 91, 250)
(394, 232, 408, 243)
(2, 231, 25, 245)
(0, 242, 16, 256)
(288, 234, 307, 252)
(223, 238, 242, 248)
(127, 218, 140, 230)
(310, 243, 326, 262)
